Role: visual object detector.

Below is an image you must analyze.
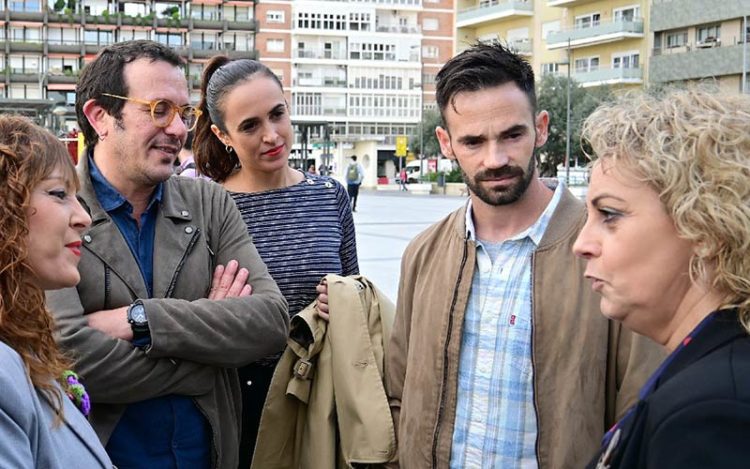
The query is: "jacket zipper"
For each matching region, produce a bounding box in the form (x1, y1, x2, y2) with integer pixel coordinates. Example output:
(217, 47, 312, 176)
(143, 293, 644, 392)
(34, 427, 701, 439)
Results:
(431, 237, 470, 467)
(164, 228, 201, 298)
(530, 252, 542, 465)
(193, 398, 219, 469)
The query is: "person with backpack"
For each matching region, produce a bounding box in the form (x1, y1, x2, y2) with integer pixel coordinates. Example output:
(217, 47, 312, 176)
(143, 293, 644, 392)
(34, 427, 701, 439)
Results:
(346, 155, 365, 212)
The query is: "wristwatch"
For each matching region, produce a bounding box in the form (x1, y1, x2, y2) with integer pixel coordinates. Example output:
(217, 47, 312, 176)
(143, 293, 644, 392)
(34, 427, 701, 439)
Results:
(127, 300, 150, 343)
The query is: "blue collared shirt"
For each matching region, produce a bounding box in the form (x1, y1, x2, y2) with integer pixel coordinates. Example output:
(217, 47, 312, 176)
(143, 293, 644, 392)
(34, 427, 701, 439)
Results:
(450, 181, 564, 468)
(88, 154, 210, 468)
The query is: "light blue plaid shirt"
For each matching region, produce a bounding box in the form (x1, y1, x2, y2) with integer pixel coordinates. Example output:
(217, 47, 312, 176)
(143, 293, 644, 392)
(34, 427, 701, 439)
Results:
(450, 182, 563, 468)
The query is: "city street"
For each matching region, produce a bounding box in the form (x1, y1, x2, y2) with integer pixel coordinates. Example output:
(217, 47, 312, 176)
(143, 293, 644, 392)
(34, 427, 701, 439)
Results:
(352, 191, 467, 303)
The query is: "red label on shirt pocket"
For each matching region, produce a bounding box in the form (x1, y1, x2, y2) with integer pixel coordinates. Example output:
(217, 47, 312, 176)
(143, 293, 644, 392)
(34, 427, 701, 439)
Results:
(510, 314, 516, 325)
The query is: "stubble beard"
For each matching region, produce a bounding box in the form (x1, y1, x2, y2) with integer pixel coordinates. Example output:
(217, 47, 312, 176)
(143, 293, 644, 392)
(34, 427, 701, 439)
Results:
(461, 153, 536, 206)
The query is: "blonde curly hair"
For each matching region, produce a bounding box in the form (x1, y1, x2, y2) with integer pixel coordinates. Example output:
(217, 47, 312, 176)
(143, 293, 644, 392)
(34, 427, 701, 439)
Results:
(581, 88, 750, 332)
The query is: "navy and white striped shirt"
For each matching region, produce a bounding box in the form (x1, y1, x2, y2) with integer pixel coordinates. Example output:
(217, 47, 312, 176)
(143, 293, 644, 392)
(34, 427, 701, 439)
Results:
(230, 173, 359, 319)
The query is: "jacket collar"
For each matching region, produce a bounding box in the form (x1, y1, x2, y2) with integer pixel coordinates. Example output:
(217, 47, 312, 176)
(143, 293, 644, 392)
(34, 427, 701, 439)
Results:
(657, 308, 746, 387)
(453, 178, 585, 250)
(77, 147, 194, 224)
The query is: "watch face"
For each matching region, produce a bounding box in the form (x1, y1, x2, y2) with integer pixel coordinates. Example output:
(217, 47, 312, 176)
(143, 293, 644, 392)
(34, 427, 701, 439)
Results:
(129, 304, 147, 324)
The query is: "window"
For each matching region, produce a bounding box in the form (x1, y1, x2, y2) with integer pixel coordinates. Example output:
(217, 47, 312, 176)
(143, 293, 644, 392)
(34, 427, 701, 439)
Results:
(154, 32, 182, 47)
(267, 38, 284, 53)
(422, 45, 439, 59)
(48, 57, 80, 75)
(296, 12, 346, 31)
(84, 29, 114, 46)
(666, 30, 688, 48)
(190, 32, 218, 50)
(267, 10, 284, 23)
(225, 6, 250, 22)
(697, 24, 721, 44)
(191, 4, 220, 20)
(9, 54, 40, 74)
(542, 20, 560, 41)
(541, 63, 560, 75)
(47, 27, 79, 45)
(9, 84, 42, 100)
(612, 52, 639, 69)
(119, 29, 149, 42)
(349, 12, 371, 31)
(10, 27, 42, 43)
(575, 13, 601, 30)
(575, 57, 599, 73)
(422, 18, 438, 31)
(613, 5, 640, 22)
(10, 0, 40, 12)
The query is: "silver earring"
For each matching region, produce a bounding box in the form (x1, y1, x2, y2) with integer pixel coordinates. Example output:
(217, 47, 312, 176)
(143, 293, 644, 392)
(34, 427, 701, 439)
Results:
(225, 144, 233, 153)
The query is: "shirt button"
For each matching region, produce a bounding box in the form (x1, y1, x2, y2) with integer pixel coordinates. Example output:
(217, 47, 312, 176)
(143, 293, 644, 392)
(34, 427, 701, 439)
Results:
(325, 181, 333, 188)
(181, 210, 189, 217)
(185, 226, 194, 234)
(306, 178, 314, 185)
(83, 235, 92, 243)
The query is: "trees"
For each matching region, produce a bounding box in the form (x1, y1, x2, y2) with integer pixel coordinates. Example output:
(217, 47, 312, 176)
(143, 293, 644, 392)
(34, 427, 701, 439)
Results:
(408, 108, 443, 158)
(536, 74, 612, 177)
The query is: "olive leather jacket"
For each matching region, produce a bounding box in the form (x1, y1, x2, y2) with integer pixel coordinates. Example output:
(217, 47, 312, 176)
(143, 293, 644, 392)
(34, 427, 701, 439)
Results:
(47, 156, 289, 469)
(387, 185, 665, 468)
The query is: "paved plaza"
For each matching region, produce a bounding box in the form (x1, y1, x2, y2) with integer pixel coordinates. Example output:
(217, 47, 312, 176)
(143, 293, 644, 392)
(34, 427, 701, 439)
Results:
(351, 191, 467, 303)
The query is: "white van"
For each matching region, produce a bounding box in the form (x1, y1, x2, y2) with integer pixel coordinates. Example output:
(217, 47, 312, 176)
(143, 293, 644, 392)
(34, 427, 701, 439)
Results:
(403, 158, 454, 183)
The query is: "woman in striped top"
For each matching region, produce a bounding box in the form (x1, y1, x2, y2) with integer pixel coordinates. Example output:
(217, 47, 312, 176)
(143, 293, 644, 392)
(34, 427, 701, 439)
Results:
(193, 56, 358, 468)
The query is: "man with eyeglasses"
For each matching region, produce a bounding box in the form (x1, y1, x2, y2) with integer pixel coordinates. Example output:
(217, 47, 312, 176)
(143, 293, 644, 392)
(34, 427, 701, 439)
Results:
(46, 40, 289, 469)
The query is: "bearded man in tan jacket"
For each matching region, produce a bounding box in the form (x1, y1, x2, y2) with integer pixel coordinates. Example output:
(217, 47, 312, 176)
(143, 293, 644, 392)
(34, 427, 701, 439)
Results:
(386, 42, 664, 469)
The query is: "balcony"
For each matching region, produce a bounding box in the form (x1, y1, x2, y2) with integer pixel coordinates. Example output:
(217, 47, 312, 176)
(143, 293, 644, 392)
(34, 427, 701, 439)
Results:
(10, 69, 41, 82)
(651, 0, 746, 33)
(456, 0, 532, 29)
(48, 42, 83, 54)
(374, 25, 420, 34)
(226, 18, 256, 31)
(547, 0, 599, 7)
(650, 43, 746, 83)
(8, 41, 43, 53)
(191, 17, 223, 29)
(547, 19, 644, 50)
(573, 67, 643, 87)
(509, 38, 532, 56)
(294, 77, 347, 87)
(226, 49, 257, 60)
(47, 72, 80, 85)
(8, 10, 44, 21)
(294, 48, 347, 61)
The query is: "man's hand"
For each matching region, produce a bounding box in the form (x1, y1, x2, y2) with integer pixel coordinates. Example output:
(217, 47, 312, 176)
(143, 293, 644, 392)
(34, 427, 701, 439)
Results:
(87, 307, 132, 341)
(209, 259, 253, 300)
(316, 281, 329, 321)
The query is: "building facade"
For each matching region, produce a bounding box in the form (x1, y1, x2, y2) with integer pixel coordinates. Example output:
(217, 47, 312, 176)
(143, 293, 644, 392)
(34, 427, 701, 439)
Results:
(650, 0, 749, 93)
(255, 0, 454, 182)
(0, 0, 256, 129)
(455, 0, 649, 88)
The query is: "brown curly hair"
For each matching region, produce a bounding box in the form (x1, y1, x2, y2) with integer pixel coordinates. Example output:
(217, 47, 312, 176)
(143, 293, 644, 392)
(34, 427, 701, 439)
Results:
(0, 115, 79, 416)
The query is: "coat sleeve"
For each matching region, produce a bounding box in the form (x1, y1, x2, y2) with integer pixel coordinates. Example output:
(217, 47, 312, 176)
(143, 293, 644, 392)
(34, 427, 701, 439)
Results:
(0, 349, 35, 469)
(609, 323, 666, 424)
(47, 287, 217, 404)
(647, 401, 750, 468)
(336, 181, 359, 276)
(143, 185, 289, 367)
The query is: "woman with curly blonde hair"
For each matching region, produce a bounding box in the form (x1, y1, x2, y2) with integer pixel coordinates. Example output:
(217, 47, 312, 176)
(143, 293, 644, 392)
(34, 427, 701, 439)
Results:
(0, 115, 111, 467)
(573, 89, 750, 469)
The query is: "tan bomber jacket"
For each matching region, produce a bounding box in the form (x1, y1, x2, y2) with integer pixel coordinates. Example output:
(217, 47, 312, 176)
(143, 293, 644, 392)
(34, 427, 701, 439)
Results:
(387, 185, 665, 468)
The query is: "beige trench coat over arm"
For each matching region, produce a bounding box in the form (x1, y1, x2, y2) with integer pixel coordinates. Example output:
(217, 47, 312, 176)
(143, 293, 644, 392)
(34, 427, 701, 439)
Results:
(252, 274, 397, 469)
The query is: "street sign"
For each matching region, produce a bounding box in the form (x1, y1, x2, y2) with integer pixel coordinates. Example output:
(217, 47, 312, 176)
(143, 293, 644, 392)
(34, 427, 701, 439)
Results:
(395, 135, 408, 157)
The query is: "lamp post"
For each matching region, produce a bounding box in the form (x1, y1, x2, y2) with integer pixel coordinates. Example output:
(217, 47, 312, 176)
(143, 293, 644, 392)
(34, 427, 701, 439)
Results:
(564, 38, 572, 185)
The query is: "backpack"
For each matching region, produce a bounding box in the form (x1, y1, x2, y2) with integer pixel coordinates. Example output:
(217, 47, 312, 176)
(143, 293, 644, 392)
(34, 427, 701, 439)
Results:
(346, 163, 359, 182)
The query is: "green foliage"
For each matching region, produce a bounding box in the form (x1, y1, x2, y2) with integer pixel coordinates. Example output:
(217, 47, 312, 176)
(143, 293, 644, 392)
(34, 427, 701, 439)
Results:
(53, 0, 66, 12)
(408, 109, 443, 158)
(161, 6, 179, 18)
(536, 74, 613, 177)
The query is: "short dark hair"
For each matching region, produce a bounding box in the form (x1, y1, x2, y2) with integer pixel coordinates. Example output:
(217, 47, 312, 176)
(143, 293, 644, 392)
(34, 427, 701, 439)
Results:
(436, 42, 536, 128)
(75, 40, 184, 147)
(351, 155, 357, 161)
(193, 56, 283, 181)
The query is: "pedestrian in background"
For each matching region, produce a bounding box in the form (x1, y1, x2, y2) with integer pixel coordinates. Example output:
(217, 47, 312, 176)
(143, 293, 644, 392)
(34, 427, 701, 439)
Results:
(0, 115, 110, 467)
(387, 42, 663, 468)
(575, 89, 750, 469)
(193, 55, 359, 468)
(399, 167, 408, 191)
(345, 154, 365, 211)
(47, 40, 289, 469)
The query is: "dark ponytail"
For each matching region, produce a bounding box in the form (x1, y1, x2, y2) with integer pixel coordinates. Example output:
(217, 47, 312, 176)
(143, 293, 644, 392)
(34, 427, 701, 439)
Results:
(193, 55, 284, 182)
(193, 55, 236, 181)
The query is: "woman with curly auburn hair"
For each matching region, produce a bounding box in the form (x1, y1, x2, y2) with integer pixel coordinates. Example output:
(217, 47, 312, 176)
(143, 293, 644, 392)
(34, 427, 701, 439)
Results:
(0, 115, 111, 467)
(573, 89, 750, 469)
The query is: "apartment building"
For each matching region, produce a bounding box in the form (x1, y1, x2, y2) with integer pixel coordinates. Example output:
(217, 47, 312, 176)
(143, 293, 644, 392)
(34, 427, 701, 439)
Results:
(255, 0, 453, 181)
(0, 0, 256, 129)
(650, 0, 749, 93)
(455, 0, 648, 89)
